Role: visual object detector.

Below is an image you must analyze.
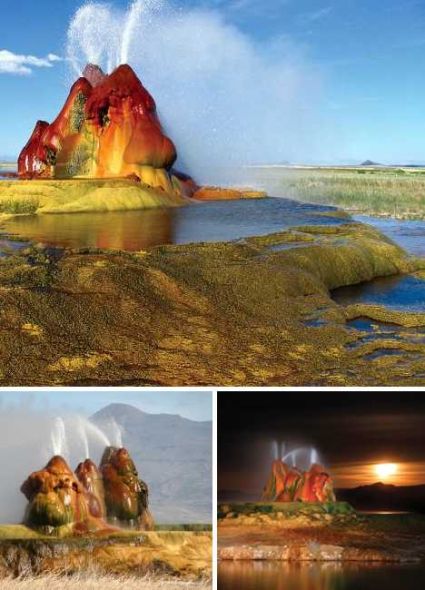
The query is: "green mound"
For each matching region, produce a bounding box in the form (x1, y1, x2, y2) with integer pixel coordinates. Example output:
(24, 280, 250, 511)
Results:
(0, 178, 186, 215)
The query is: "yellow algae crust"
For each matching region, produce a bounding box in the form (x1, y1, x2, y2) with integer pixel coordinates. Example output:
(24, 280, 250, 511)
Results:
(1, 220, 425, 386)
(0, 178, 187, 215)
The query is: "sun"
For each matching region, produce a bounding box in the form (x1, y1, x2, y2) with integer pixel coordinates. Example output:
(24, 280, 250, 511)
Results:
(374, 463, 398, 480)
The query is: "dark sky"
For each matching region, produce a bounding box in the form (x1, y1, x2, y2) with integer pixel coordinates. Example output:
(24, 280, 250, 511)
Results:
(218, 391, 425, 494)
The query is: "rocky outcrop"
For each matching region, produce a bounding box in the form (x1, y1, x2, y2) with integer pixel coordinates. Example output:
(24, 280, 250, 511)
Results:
(17, 64, 196, 197)
(100, 447, 154, 530)
(262, 460, 336, 503)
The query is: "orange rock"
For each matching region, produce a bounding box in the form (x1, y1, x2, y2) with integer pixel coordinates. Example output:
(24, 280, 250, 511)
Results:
(193, 186, 266, 201)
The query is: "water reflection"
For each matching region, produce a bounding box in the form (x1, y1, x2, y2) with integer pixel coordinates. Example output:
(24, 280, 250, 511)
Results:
(218, 561, 425, 590)
(3, 209, 174, 251)
(1, 197, 348, 252)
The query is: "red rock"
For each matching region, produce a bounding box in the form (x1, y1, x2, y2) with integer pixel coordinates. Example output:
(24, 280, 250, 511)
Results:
(18, 120, 50, 178)
(17, 64, 193, 195)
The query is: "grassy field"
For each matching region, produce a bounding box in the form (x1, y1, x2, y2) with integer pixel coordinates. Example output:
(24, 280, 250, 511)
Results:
(0, 523, 211, 540)
(270, 166, 425, 219)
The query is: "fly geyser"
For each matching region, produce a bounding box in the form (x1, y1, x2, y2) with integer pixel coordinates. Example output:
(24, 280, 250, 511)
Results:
(21, 446, 154, 534)
(18, 63, 192, 197)
(262, 459, 336, 503)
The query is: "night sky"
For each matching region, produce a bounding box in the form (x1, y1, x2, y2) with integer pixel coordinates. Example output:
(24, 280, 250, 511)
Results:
(218, 391, 425, 498)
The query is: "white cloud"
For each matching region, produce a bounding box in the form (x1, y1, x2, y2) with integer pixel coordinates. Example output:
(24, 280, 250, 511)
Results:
(300, 6, 332, 23)
(0, 49, 62, 75)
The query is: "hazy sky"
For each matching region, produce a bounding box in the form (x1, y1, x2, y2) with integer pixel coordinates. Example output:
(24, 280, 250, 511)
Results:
(218, 391, 425, 492)
(0, 390, 212, 421)
(1, 0, 425, 164)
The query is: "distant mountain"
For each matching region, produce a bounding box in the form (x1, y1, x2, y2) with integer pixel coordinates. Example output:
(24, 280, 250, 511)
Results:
(361, 160, 381, 166)
(90, 403, 212, 524)
(337, 482, 425, 513)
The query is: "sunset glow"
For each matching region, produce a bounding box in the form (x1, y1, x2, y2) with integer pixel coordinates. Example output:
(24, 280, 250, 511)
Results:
(374, 463, 398, 480)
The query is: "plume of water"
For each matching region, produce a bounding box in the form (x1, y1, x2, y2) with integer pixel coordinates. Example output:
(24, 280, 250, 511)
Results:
(65, 0, 333, 176)
(50, 417, 68, 457)
(272, 440, 279, 461)
(120, 0, 144, 65)
(281, 445, 321, 470)
(77, 415, 90, 459)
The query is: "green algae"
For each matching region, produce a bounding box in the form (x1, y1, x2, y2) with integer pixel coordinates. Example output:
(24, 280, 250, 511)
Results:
(0, 221, 424, 385)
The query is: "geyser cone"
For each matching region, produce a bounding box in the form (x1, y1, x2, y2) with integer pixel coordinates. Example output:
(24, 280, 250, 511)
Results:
(262, 460, 336, 503)
(21, 455, 110, 533)
(75, 458, 106, 519)
(295, 463, 336, 503)
(100, 446, 154, 530)
(17, 62, 196, 196)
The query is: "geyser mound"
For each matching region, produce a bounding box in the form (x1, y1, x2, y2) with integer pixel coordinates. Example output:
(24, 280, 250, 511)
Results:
(18, 62, 195, 198)
(21, 447, 154, 535)
(262, 459, 336, 503)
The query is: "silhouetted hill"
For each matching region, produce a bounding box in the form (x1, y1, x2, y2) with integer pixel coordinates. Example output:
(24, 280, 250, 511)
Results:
(337, 482, 425, 513)
(91, 403, 212, 524)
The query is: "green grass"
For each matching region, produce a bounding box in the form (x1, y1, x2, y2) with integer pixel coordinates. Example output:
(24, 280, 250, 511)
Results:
(274, 166, 425, 219)
(218, 501, 356, 520)
(0, 523, 211, 541)
(0, 198, 39, 214)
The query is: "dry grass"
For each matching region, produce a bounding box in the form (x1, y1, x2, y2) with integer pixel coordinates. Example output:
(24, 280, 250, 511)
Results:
(0, 573, 211, 590)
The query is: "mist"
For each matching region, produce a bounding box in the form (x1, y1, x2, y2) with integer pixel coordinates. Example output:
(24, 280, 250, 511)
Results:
(66, 0, 333, 183)
(0, 407, 121, 524)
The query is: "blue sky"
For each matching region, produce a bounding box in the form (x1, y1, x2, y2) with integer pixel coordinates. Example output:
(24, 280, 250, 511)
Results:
(1, 0, 425, 163)
(0, 390, 212, 421)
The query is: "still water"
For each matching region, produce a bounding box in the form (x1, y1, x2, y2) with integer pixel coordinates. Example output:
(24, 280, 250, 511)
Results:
(1, 197, 347, 251)
(218, 561, 425, 590)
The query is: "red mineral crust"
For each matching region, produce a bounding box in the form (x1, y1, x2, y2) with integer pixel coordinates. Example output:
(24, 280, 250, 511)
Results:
(17, 63, 196, 196)
(262, 460, 336, 503)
